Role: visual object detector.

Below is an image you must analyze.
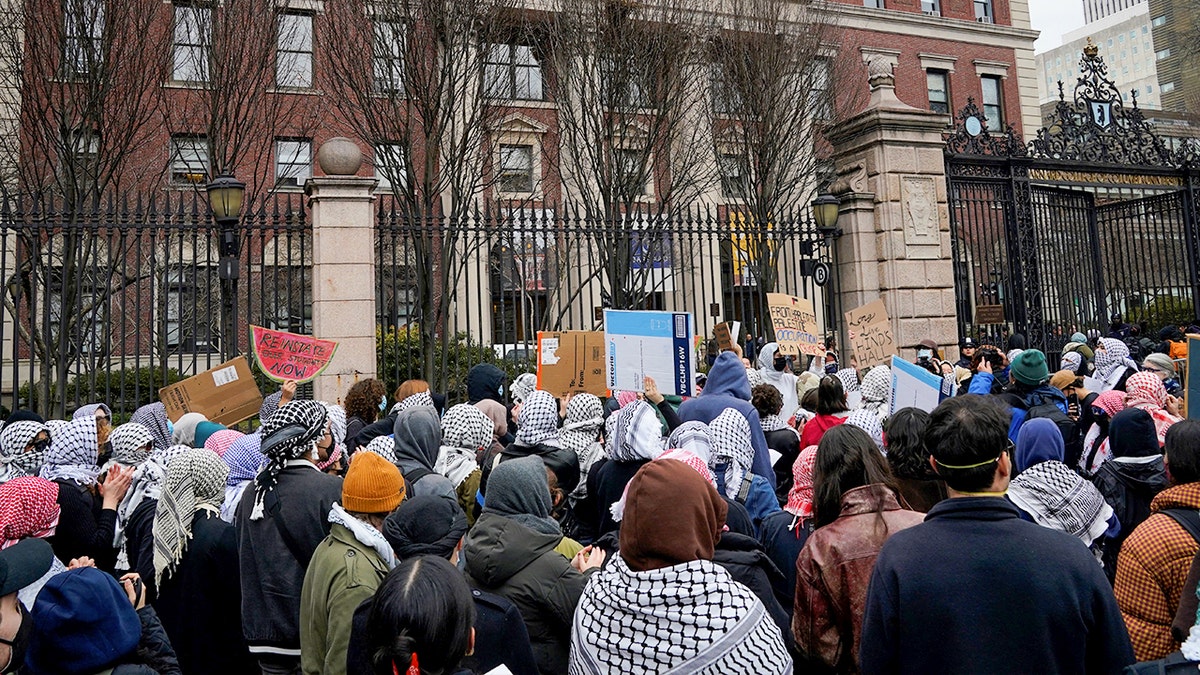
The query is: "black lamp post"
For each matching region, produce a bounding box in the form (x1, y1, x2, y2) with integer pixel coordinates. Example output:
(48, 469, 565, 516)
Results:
(206, 173, 245, 362)
(810, 192, 842, 355)
(810, 192, 841, 237)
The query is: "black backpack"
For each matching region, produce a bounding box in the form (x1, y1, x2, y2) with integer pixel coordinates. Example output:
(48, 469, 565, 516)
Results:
(1026, 401, 1084, 469)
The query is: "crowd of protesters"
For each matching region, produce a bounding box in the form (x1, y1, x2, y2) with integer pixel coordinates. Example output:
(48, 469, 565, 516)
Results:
(0, 318, 1199, 673)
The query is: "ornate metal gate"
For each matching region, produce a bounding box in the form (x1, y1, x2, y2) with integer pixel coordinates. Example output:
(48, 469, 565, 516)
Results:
(945, 42, 1200, 357)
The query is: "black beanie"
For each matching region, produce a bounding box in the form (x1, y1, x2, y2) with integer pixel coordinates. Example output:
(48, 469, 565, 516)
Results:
(1109, 409, 1161, 458)
(383, 495, 468, 560)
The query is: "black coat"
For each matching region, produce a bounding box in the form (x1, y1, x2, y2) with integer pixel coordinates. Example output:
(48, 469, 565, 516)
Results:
(355, 413, 398, 449)
(105, 606, 183, 675)
(122, 499, 158, 601)
(46, 479, 117, 571)
(757, 509, 813, 602)
(347, 586, 539, 675)
(859, 497, 1134, 674)
(1092, 457, 1170, 581)
(765, 428, 801, 503)
(579, 458, 649, 539)
(156, 511, 256, 675)
(712, 531, 793, 633)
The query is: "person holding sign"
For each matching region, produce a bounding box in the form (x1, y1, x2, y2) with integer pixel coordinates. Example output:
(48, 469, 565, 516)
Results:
(757, 344, 800, 422)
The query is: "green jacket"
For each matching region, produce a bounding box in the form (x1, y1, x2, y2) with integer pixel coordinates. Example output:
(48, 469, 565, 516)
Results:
(300, 522, 390, 675)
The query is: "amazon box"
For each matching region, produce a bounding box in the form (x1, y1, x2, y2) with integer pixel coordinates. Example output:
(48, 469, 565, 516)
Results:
(159, 356, 264, 426)
(536, 331, 608, 398)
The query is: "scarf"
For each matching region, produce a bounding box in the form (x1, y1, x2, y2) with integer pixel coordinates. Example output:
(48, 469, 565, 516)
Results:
(39, 417, 101, 485)
(259, 391, 283, 426)
(221, 433, 266, 523)
(484, 455, 561, 537)
(860, 365, 892, 422)
(835, 368, 860, 394)
(746, 369, 764, 388)
(1007, 460, 1114, 547)
(393, 391, 434, 414)
(250, 400, 328, 521)
(668, 422, 716, 465)
(108, 423, 155, 466)
(1125, 372, 1181, 445)
(609, 450, 717, 523)
(328, 502, 398, 570)
(171, 413, 208, 447)
(709, 409, 754, 498)
(114, 452, 168, 569)
(363, 435, 398, 464)
(435, 446, 478, 489)
(130, 403, 172, 452)
(152, 449, 228, 586)
(515, 391, 561, 447)
(608, 401, 663, 463)
(475, 400, 508, 441)
(511, 373, 537, 404)
(615, 391, 639, 409)
(1061, 351, 1083, 374)
(0, 476, 60, 549)
(72, 402, 110, 422)
(757, 343, 800, 420)
(569, 557, 791, 675)
(203, 430, 244, 458)
(560, 394, 604, 454)
(1095, 338, 1138, 382)
(845, 409, 884, 452)
(785, 446, 817, 521)
(441, 404, 494, 454)
(760, 414, 789, 433)
(0, 421, 48, 483)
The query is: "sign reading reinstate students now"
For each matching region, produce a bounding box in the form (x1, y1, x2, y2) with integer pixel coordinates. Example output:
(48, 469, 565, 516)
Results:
(250, 325, 339, 384)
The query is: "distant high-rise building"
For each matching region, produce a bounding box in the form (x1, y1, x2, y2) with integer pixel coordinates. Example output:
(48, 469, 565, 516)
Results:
(1084, 0, 1145, 23)
(1037, 2, 1160, 108)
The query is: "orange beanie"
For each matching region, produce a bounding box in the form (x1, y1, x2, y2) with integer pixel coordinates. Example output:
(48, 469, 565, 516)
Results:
(342, 452, 406, 514)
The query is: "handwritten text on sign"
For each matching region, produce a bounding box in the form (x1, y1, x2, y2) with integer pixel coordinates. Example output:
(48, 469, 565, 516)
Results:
(845, 300, 898, 367)
(766, 293, 822, 357)
(250, 325, 339, 384)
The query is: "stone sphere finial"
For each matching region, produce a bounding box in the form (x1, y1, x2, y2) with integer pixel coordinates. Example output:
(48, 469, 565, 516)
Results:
(316, 137, 363, 176)
(867, 55, 895, 89)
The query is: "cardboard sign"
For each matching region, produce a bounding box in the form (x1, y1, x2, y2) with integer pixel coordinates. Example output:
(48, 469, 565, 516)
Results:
(158, 356, 264, 426)
(1188, 337, 1200, 420)
(845, 300, 897, 367)
(975, 304, 1006, 325)
(890, 356, 943, 414)
(250, 325, 339, 384)
(536, 331, 608, 397)
(604, 310, 695, 397)
(713, 321, 741, 352)
(766, 293, 822, 357)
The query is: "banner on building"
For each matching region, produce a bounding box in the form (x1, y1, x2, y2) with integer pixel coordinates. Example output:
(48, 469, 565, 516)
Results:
(604, 310, 695, 397)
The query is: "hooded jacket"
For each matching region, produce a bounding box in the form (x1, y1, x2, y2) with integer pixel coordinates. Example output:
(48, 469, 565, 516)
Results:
(712, 530, 793, 639)
(464, 512, 592, 675)
(467, 364, 507, 404)
(393, 407, 457, 501)
(758, 343, 800, 421)
(679, 352, 775, 487)
(1094, 409, 1170, 581)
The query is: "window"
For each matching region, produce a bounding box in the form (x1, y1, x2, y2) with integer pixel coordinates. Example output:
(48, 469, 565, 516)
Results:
(926, 69, 950, 114)
(1119, 34, 1125, 43)
(49, 266, 106, 355)
(1157, 48, 1172, 60)
(600, 57, 648, 108)
(165, 266, 217, 352)
(373, 22, 405, 94)
(172, 5, 210, 83)
(1106, 39, 1113, 47)
(1147, 84, 1154, 93)
(274, 139, 311, 187)
(61, 128, 99, 185)
(498, 144, 534, 194)
(981, 76, 1003, 126)
(613, 148, 648, 196)
(974, 0, 992, 22)
(1152, 15, 1167, 27)
(484, 44, 543, 100)
(1143, 25, 1150, 33)
(711, 66, 744, 115)
(1162, 82, 1176, 93)
(1133, 45, 1138, 54)
(169, 136, 209, 185)
(809, 57, 832, 121)
(373, 143, 405, 191)
(718, 153, 747, 200)
(921, 0, 939, 14)
(276, 13, 313, 88)
(63, 0, 104, 78)
(863, 0, 884, 7)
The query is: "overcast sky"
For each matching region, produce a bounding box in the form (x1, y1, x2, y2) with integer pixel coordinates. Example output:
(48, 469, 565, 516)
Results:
(1030, 2, 1087, 53)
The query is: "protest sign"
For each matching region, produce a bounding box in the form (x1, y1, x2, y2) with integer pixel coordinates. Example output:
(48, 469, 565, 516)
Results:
(713, 321, 741, 352)
(766, 293, 822, 357)
(1188, 337, 1200, 419)
(604, 310, 695, 397)
(159, 357, 263, 426)
(537, 331, 609, 397)
(845, 300, 897, 367)
(250, 325, 339, 384)
(889, 356, 943, 414)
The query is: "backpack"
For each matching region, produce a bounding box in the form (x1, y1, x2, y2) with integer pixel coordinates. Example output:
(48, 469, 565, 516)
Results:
(1026, 401, 1084, 469)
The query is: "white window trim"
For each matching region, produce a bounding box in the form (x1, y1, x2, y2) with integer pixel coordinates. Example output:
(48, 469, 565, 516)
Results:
(274, 138, 312, 190)
(973, 59, 1010, 79)
(492, 113, 548, 200)
(919, 53, 957, 73)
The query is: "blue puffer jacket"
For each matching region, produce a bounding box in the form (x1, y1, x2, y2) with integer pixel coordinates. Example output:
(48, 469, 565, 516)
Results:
(678, 352, 775, 487)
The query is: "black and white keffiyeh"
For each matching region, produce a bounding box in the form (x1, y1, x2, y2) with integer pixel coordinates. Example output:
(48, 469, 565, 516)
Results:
(709, 409, 754, 496)
(108, 423, 156, 467)
(152, 448, 228, 586)
(1007, 460, 1114, 547)
(0, 421, 48, 482)
(759, 414, 790, 434)
(515, 391, 561, 447)
(130, 403, 172, 452)
(437, 404, 490, 488)
(835, 368, 860, 394)
(667, 421, 716, 465)
(364, 435, 398, 464)
(845, 409, 885, 453)
(561, 395, 605, 501)
(39, 417, 100, 485)
(860, 365, 892, 422)
(569, 557, 791, 675)
(608, 401, 663, 463)
(249, 399, 328, 521)
(72, 402, 111, 421)
(394, 391, 435, 414)
(511, 373, 537, 404)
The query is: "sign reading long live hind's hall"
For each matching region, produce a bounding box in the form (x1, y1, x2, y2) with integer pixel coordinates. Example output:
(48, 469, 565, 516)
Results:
(250, 325, 339, 384)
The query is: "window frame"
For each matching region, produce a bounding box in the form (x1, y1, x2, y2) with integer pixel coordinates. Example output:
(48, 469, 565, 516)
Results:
(274, 138, 312, 188)
(373, 20, 406, 95)
(62, 0, 105, 79)
(974, 0, 993, 22)
(484, 43, 544, 101)
(926, 69, 950, 115)
(920, 0, 940, 15)
(276, 11, 314, 89)
(169, 135, 210, 186)
(172, 4, 211, 84)
(497, 143, 535, 195)
(981, 75, 1004, 127)
(373, 142, 406, 192)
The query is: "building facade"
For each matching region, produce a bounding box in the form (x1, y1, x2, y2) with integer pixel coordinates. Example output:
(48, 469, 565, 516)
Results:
(1036, 2, 1161, 108)
(1084, 0, 1143, 23)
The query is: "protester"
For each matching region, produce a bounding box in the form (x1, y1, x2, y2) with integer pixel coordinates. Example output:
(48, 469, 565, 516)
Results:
(1083, 389, 1128, 475)
(0, 476, 64, 606)
(1125, 371, 1183, 446)
(1005, 349, 1085, 468)
(859, 396, 1134, 673)
(485, 391, 581, 504)
(0, 538, 53, 672)
(0, 419, 50, 483)
(437, 404, 488, 524)
(476, 399, 511, 454)
(300, 452, 405, 675)
(710, 409, 781, 527)
(757, 343, 800, 421)
(342, 378, 387, 455)
(799, 375, 850, 449)
(859, 365, 892, 425)
(758, 446, 816, 599)
(130, 403, 172, 453)
(464, 456, 601, 675)
(1093, 409, 1170, 581)
(354, 380, 430, 448)
(678, 351, 775, 486)
(467, 363, 507, 405)
(884, 408, 947, 513)
(1116, 419, 1200, 661)
(106, 423, 163, 577)
(152, 449, 253, 675)
(220, 434, 266, 524)
(393, 405, 457, 501)
(793, 425, 923, 673)
(170, 412, 207, 448)
(1143, 352, 1183, 396)
(558, 393, 605, 507)
(570, 459, 791, 673)
(584, 400, 662, 538)
(202, 429, 243, 459)
(751, 384, 801, 502)
(668, 422, 759, 537)
(236, 399, 342, 674)
(1096, 337, 1138, 392)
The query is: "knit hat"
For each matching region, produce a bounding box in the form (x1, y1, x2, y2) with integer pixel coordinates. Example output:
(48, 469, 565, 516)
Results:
(1144, 352, 1177, 378)
(382, 494, 468, 560)
(28, 567, 142, 674)
(193, 421, 226, 449)
(1049, 370, 1080, 392)
(1010, 349, 1050, 386)
(342, 451, 406, 514)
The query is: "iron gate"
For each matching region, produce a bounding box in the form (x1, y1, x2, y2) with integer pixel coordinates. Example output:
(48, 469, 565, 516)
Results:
(945, 42, 1200, 357)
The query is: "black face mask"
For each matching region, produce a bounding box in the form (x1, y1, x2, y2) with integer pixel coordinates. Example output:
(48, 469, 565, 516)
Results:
(773, 358, 788, 372)
(0, 602, 32, 674)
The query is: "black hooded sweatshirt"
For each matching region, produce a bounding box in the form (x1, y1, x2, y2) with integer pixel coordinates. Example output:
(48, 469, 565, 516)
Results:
(467, 364, 506, 404)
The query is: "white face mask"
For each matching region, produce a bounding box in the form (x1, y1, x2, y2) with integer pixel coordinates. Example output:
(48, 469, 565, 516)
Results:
(918, 349, 933, 360)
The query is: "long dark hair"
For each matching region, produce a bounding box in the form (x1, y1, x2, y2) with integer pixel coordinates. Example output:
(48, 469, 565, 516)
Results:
(884, 408, 934, 480)
(817, 376, 849, 415)
(813, 425, 901, 527)
(367, 556, 476, 675)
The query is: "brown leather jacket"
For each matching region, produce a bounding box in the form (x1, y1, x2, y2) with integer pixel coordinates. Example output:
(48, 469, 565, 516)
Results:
(791, 483, 924, 673)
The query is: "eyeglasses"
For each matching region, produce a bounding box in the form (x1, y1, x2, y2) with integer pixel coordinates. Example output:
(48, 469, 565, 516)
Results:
(27, 437, 51, 453)
(1142, 366, 1166, 375)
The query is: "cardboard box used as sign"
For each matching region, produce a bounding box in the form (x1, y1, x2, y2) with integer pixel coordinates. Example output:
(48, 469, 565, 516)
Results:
(536, 331, 609, 397)
(845, 299, 897, 367)
(766, 293, 822, 357)
(604, 310, 696, 397)
(713, 321, 741, 352)
(158, 356, 264, 427)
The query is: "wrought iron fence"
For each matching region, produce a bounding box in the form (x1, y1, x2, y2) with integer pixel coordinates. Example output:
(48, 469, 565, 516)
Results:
(375, 200, 836, 398)
(0, 192, 311, 420)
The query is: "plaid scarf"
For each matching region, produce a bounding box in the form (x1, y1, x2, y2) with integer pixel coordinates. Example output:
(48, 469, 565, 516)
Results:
(785, 447, 817, 520)
(108, 423, 156, 466)
(710, 410, 754, 497)
(152, 449, 228, 586)
(130, 403, 172, 452)
(667, 422, 716, 465)
(845, 409, 885, 452)
(609, 401, 663, 463)
(203, 430, 244, 458)
(1007, 460, 1114, 547)
(0, 476, 60, 549)
(516, 391, 561, 447)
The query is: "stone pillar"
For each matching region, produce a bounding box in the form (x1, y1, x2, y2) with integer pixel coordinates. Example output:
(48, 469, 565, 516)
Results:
(827, 58, 959, 361)
(306, 138, 379, 404)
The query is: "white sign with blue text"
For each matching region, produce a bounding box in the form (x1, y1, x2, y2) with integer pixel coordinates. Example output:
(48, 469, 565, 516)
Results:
(604, 310, 695, 397)
(890, 355, 944, 414)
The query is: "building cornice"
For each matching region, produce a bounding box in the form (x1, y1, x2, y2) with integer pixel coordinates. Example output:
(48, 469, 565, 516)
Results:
(825, 3, 1039, 49)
